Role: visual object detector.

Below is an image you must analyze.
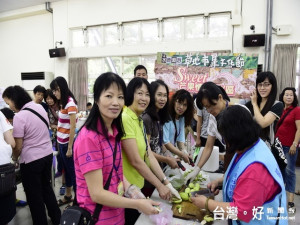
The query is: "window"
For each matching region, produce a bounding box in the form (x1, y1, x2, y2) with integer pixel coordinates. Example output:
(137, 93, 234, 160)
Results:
(104, 24, 119, 45)
(123, 22, 140, 45)
(185, 16, 205, 39)
(163, 18, 182, 41)
(208, 14, 230, 38)
(141, 20, 159, 42)
(87, 55, 156, 102)
(87, 27, 102, 47)
(71, 29, 85, 47)
(71, 12, 231, 47)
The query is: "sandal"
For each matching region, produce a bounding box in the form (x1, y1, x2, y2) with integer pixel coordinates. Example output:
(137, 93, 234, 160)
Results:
(295, 190, 300, 195)
(57, 195, 73, 207)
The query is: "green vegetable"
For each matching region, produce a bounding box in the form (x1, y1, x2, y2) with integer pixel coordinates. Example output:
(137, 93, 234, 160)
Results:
(172, 197, 182, 203)
(185, 187, 191, 193)
(188, 183, 195, 189)
(179, 192, 189, 200)
(204, 215, 214, 222)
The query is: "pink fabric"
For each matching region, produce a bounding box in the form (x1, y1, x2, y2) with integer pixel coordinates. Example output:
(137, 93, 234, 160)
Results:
(13, 101, 53, 164)
(229, 162, 280, 222)
(74, 121, 124, 225)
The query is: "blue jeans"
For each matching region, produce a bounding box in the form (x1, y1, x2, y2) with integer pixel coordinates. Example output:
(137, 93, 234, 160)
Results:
(282, 145, 299, 193)
(58, 143, 76, 191)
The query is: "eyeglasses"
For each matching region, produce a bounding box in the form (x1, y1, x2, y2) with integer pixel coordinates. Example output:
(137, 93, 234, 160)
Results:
(257, 82, 271, 88)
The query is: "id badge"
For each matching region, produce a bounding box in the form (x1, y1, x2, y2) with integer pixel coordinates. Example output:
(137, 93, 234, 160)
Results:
(117, 181, 124, 196)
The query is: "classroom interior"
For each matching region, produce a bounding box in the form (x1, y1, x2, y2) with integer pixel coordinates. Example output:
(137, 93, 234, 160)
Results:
(0, 0, 300, 224)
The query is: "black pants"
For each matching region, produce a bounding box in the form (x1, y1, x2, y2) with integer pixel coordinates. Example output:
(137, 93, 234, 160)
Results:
(20, 154, 61, 225)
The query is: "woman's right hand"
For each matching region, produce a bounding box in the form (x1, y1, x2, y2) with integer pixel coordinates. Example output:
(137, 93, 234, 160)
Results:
(157, 184, 172, 201)
(181, 152, 190, 164)
(136, 199, 160, 215)
(167, 157, 179, 169)
(207, 179, 220, 195)
(195, 137, 201, 147)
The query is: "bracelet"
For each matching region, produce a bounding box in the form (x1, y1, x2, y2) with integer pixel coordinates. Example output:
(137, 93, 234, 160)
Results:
(205, 197, 211, 212)
(161, 176, 167, 184)
(293, 142, 298, 148)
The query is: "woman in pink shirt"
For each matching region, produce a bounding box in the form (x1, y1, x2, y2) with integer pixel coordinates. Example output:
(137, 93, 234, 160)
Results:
(2, 86, 61, 225)
(73, 72, 160, 225)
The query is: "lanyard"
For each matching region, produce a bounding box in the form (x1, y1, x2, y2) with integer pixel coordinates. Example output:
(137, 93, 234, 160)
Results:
(173, 119, 180, 145)
(107, 139, 121, 173)
(157, 121, 163, 147)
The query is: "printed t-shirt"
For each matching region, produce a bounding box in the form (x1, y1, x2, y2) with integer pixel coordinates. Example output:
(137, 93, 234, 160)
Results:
(0, 111, 13, 165)
(121, 106, 149, 189)
(163, 117, 185, 146)
(195, 99, 210, 138)
(13, 101, 52, 164)
(57, 97, 78, 144)
(74, 122, 124, 225)
(142, 113, 162, 154)
(276, 106, 300, 146)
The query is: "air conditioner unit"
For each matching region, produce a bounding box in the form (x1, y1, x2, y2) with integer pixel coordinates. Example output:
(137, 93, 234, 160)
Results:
(21, 72, 54, 91)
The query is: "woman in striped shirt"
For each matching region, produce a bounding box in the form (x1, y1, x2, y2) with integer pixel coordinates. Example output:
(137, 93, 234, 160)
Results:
(50, 76, 77, 206)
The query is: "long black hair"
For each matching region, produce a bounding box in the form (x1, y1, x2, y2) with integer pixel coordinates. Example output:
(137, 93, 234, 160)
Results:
(145, 80, 170, 124)
(196, 82, 230, 110)
(168, 89, 194, 127)
(50, 76, 77, 109)
(2, 86, 32, 111)
(80, 72, 126, 142)
(246, 72, 278, 116)
(245, 72, 278, 140)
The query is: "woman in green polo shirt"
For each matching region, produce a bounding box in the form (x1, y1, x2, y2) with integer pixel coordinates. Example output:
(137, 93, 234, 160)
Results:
(121, 77, 180, 224)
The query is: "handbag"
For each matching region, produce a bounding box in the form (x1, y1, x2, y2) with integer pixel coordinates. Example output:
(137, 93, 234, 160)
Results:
(0, 163, 16, 197)
(271, 137, 287, 174)
(60, 140, 118, 225)
(271, 107, 296, 174)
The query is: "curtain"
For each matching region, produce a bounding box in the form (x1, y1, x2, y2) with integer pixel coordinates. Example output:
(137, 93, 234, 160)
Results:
(68, 58, 88, 111)
(273, 44, 299, 98)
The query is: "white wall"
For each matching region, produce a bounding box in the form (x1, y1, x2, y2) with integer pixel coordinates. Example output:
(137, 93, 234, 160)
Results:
(0, 0, 299, 86)
(0, 10, 54, 87)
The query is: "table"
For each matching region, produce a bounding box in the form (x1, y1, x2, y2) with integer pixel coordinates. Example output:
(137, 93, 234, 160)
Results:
(135, 173, 227, 225)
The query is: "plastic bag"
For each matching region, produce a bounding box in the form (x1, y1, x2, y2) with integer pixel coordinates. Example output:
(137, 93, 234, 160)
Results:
(149, 203, 173, 225)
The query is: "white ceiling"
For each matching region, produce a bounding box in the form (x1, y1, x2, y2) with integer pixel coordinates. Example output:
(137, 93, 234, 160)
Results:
(0, 0, 62, 13)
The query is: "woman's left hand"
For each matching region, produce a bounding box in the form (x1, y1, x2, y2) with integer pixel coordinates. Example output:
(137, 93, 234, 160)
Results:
(289, 146, 297, 155)
(66, 148, 73, 157)
(190, 194, 206, 209)
(157, 184, 172, 201)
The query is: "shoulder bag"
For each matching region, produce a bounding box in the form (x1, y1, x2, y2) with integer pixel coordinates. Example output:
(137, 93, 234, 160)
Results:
(271, 108, 295, 174)
(60, 140, 118, 225)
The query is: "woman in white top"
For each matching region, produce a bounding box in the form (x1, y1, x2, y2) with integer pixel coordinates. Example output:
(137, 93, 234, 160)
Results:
(0, 111, 16, 225)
